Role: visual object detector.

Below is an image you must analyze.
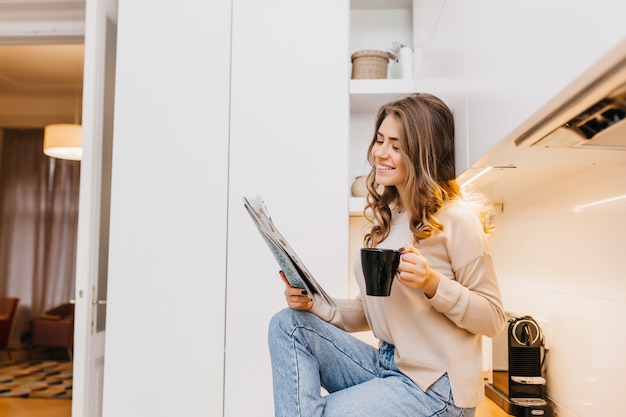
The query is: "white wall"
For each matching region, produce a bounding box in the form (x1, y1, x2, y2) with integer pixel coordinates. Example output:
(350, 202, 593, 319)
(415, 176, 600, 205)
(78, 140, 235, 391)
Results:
(102, 1, 231, 416)
(488, 165, 626, 417)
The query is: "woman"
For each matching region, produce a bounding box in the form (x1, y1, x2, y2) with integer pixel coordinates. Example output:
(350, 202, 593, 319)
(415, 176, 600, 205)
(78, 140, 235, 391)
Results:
(268, 93, 506, 417)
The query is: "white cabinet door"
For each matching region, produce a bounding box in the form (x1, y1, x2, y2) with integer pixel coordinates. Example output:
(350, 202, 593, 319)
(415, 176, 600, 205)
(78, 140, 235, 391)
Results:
(226, 1, 350, 416)
(423, 0, 626, 175)
(100, 1, 231, 416)
(464, 0, 626, 170)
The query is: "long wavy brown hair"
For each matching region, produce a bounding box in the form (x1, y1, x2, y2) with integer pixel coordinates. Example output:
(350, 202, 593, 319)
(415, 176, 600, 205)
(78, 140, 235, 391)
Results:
(363, 93, 492, 248)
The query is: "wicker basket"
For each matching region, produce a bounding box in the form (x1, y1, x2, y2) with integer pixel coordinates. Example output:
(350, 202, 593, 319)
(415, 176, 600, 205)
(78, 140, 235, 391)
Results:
(351, 50, 389, 79)
(351, 175, 368, 197)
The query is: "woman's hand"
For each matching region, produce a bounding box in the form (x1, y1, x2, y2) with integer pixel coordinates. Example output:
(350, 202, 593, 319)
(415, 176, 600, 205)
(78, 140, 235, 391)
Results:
(397, 245, 441, 298)
(280, 271, 314, 311)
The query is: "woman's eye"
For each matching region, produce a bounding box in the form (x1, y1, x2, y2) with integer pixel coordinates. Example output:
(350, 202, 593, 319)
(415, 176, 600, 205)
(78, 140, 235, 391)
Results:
(392, 145, 400, 151)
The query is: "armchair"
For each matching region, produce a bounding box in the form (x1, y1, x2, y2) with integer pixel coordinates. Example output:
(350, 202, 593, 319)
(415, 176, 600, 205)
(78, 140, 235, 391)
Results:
(31, 302, 75, 360)
(0, 297, 19, 361)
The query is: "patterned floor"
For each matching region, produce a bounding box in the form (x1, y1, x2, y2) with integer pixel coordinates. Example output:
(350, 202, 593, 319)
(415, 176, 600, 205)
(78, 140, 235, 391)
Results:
(0, 360, 72, 399)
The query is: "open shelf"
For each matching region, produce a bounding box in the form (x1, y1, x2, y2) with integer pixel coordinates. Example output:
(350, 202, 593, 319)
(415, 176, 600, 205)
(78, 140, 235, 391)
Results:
(349, 79, 416, 112)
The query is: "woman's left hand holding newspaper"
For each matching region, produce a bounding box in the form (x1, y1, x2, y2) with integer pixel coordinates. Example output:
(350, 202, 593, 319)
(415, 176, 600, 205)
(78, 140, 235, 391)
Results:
(280, 271, 314, 311)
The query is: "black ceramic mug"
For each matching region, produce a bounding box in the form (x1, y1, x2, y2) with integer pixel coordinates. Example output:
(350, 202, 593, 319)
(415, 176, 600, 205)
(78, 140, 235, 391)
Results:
(361, 248, 401, 296)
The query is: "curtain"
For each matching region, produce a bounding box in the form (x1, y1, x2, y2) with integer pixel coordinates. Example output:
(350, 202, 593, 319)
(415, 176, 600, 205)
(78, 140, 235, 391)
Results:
(0, 128, 80, 318)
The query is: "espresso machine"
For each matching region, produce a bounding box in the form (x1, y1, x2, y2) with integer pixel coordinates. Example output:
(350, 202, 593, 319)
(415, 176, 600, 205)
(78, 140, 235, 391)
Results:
(485, 314, 554, 417)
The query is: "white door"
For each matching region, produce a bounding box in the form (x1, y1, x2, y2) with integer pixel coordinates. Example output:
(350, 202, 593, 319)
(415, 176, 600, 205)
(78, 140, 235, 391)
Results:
(72, 0, 118, 416)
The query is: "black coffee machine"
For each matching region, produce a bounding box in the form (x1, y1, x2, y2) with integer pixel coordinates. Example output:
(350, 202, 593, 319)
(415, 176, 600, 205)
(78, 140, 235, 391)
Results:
(485, 314, 554, 417)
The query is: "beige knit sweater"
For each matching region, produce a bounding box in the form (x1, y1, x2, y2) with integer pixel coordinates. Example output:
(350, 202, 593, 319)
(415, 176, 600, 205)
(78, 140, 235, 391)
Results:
(311, 201, 506, 408)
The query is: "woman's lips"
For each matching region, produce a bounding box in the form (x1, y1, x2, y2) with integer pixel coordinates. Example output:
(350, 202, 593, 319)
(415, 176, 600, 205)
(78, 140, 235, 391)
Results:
(377, 164, 394, 171)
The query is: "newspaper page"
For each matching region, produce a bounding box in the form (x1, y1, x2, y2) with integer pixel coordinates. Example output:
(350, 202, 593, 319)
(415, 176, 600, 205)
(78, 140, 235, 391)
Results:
(242, 195, 335, 307)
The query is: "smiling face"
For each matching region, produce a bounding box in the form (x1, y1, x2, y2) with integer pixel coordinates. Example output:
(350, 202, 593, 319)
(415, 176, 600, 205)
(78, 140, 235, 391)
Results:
(371, 114, 408, 195)
(364, 93, 460, 247)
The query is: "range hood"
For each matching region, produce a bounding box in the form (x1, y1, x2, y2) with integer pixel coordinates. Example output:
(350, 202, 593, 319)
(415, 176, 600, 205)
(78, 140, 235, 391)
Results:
(515, 42, 626, 150)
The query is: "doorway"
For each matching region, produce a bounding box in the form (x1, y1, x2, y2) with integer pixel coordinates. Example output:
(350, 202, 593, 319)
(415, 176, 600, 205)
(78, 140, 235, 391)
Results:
(0, 2, 85, 415)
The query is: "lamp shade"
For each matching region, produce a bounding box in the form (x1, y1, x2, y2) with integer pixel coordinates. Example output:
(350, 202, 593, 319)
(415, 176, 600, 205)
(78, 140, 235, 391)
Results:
(43, 123, 83, 161)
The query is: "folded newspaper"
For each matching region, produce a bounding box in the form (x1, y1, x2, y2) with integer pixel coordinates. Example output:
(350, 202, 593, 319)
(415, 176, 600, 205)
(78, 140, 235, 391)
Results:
(243, 195, 335, 307)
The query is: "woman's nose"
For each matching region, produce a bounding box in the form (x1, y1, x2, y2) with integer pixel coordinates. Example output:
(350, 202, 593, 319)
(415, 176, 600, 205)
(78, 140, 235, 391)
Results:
(373, 144, 387, 158)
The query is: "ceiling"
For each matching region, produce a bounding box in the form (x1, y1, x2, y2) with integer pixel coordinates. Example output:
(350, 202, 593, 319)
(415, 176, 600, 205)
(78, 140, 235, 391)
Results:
(0, 0, 85, 128)
(0, 44, 84, 94)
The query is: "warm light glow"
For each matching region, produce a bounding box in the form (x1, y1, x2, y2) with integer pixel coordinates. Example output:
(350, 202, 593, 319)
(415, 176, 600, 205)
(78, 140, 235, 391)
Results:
(573, 194, 626, 212)
(43, 124, 83, 161)
(460, 167, 493, 188)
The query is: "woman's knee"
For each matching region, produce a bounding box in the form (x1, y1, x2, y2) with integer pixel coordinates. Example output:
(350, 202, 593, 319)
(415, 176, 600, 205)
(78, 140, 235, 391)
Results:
(269, 308, 297, 340)
(268, 308, 318, 342)
(270, 308, 304, 332)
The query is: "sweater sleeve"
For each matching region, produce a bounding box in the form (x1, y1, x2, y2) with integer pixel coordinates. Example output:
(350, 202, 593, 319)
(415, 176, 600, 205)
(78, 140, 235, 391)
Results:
(429, 254, 506, 337)
(309, 294, 371, 333)
(427, 205, 506, 338)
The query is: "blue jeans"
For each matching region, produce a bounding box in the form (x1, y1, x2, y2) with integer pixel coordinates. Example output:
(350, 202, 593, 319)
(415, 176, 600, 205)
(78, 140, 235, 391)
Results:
(268, 308, 476, 417)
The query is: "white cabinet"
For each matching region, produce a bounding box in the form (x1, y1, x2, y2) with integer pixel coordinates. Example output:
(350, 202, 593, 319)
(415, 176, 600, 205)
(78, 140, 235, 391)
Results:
(468, 0, 626, 166)
(226, 1, 350, 416)
(103, 1, 232, 416)
(424, 0, 626, 175)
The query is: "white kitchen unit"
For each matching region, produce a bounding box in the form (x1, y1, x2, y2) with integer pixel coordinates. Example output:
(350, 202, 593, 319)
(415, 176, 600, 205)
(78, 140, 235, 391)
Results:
(464, 1, 626, 173)
(225, 1, 350, 416)
(102, 1, 232, 416)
